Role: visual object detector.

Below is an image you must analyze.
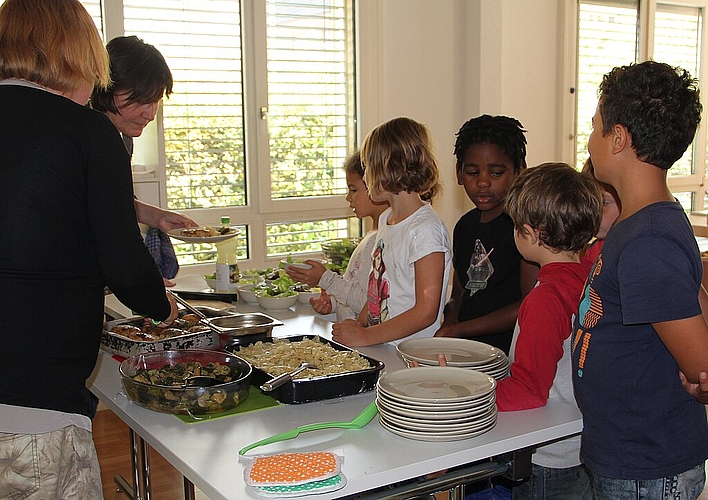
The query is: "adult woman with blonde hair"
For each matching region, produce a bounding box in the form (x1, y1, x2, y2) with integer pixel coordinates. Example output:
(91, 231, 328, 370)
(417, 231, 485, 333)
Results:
(0, 0, 178, 497)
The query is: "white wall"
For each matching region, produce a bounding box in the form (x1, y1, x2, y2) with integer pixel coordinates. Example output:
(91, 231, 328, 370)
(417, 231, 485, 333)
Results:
(358, 0, 567, 233)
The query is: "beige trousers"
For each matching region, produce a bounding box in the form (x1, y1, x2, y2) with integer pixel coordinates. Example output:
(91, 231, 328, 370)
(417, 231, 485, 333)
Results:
(0, 426, 103, 499)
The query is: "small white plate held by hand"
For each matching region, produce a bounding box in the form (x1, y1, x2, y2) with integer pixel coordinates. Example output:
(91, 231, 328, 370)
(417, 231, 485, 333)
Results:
(280, 258, 327, 271)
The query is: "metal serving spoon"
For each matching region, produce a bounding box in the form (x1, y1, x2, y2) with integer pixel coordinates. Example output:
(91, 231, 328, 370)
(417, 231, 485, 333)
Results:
(260, 362, 317, 391)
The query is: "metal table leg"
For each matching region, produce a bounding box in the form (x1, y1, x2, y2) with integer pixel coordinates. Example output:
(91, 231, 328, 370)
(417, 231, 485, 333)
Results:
(139, 434, 152, 500)
(113, 428, 141, 499)
(183, 477, 196, 500)
(112, 428, 152, 500)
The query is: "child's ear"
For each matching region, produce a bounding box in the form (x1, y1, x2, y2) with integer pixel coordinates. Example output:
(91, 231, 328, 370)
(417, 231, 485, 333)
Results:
(456, 169, 464, 185)
(612, 124, 629, 154)
(522, 223, 540, 244)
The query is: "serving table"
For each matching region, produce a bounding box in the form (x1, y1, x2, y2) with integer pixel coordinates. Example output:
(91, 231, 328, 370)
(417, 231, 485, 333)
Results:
(91, 291, 583, 500)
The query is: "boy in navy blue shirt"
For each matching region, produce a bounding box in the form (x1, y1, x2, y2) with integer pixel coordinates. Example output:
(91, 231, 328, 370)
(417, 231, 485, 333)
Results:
(572, 61, 708, 499)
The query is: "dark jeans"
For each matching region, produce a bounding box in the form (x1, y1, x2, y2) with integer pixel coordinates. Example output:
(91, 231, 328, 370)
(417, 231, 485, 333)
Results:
(511, 463, 592, 500)
(464, 478, 513, 500)
(592, 462, 706, 500)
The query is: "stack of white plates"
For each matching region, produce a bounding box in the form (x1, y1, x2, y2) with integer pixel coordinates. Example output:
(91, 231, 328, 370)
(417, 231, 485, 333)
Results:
(396, 338, 510, 380)
(376, 366, 497, 442)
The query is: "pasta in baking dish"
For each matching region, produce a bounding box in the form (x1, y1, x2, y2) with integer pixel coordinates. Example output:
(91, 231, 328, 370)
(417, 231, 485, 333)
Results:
(235, 337, 370, 378)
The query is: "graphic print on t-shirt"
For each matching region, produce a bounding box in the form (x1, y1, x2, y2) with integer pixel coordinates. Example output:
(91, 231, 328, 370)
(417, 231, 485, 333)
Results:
(465, 239, 494, 296)
(572, 254, 604, 377)
(367, 240, 390, 325)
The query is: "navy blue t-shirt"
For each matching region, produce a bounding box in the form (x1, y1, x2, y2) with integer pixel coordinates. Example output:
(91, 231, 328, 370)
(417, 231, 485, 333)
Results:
(572, 201, 708, 479)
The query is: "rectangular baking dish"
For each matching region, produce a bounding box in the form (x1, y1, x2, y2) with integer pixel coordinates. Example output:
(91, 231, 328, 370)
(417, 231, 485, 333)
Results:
(225, 335, 385, 404)
(101, 306, 236, 358)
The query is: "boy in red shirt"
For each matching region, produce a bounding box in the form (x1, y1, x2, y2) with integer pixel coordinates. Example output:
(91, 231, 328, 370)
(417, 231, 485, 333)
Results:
(498, 162, 603, 499)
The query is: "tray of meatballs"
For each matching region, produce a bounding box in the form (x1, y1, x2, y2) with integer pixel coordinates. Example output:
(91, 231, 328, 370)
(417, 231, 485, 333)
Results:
(101, 306, 233, 357)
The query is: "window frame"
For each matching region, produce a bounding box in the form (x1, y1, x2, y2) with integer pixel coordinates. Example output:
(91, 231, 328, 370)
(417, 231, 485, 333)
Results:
(97, 0, 359, 272)
(564, 0, 708, 211)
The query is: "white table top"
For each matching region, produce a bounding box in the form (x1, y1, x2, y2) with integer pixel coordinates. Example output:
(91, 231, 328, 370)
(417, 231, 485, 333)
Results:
(91, 294, 583, 500)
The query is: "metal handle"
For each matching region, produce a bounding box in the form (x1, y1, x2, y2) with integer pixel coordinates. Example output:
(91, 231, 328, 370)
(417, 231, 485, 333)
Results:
(167, 290, 221, 334)
(260, 363, 310, 391)
(168, 290, 207, 319)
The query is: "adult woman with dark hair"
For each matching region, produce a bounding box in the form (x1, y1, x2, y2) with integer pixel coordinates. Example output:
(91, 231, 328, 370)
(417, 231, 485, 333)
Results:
(91, 36, 196, 278)
(0, 1, 178, 496)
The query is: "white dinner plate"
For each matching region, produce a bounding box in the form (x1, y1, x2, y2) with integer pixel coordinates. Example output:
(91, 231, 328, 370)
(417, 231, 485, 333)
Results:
(167, 227, 240, 243)
(377, 386, 496, 410)
(377, 366, 495, 404)
(403, 355, 510, 380)
(404, 353, 508, 368)
(380, 407, 498, 433)
(379, 414, 497, 442)
(376, 395, 496, 421)
(377, 377, 496, 407)
(397, 338, 505, 367)
(131, 165, 156, 177)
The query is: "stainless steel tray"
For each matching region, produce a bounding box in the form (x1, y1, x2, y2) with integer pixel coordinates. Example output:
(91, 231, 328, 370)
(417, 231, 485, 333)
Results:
(211, 313, 283, 349)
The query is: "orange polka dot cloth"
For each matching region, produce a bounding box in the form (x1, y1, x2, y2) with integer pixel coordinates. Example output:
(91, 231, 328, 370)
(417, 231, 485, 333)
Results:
(244, 452, 346, 497)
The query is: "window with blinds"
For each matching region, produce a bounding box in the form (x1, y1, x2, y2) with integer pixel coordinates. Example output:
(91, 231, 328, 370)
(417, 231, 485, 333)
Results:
(81, 0, 103, 30)
(575, 0, 707, 211)
(575, 0, 637, 169)
(124, 1, 245, 210)
(653, 4, 701, 178)
(91, 0, 357, 268)
(121, 0, 352, 212)
(266, 0, 352, 200)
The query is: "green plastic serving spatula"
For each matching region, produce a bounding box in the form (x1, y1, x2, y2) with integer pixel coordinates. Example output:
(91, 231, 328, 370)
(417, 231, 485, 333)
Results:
(238, 400, 378, 455)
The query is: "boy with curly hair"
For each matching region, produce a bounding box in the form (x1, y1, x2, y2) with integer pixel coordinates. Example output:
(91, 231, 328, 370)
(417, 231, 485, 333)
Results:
(572, 60, 708, 499)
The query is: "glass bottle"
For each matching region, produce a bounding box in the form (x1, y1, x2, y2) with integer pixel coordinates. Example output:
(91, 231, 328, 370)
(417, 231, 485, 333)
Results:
(215, 216, 239, 292)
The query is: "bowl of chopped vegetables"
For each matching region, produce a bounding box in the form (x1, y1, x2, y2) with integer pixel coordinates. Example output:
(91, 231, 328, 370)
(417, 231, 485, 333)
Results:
(256, 293, 299, 310)
(255, 275, 299, 310)
(294, 285, 322, 304)
(119, 349, 252, 415)
(321, 238, 361, 274)
(236, 283, 261, 305)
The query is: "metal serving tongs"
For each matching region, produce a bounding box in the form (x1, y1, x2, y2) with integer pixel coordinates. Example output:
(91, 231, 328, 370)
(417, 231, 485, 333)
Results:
(238, 400, 379, 455)
(166, 289, 222, 335)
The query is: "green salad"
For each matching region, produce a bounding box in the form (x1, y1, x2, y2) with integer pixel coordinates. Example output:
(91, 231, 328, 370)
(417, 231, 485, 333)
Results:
(254, 274, 298, 298)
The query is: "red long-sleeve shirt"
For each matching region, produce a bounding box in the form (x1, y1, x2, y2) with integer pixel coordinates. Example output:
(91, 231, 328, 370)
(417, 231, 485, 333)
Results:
(495, 261, 591, 411)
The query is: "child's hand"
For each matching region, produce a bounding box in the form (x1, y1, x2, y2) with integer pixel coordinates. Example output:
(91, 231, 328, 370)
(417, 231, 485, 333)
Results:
(285, 260, 327, 287)
(310, 290, 333, 314)
(408, 354, 448, 368)
(331, 318, 369, 347)
(680, 370, 708, 404)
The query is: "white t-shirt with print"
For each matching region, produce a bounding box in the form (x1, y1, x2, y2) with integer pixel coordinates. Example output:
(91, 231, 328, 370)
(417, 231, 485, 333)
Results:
(366, 203, 451, 345)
